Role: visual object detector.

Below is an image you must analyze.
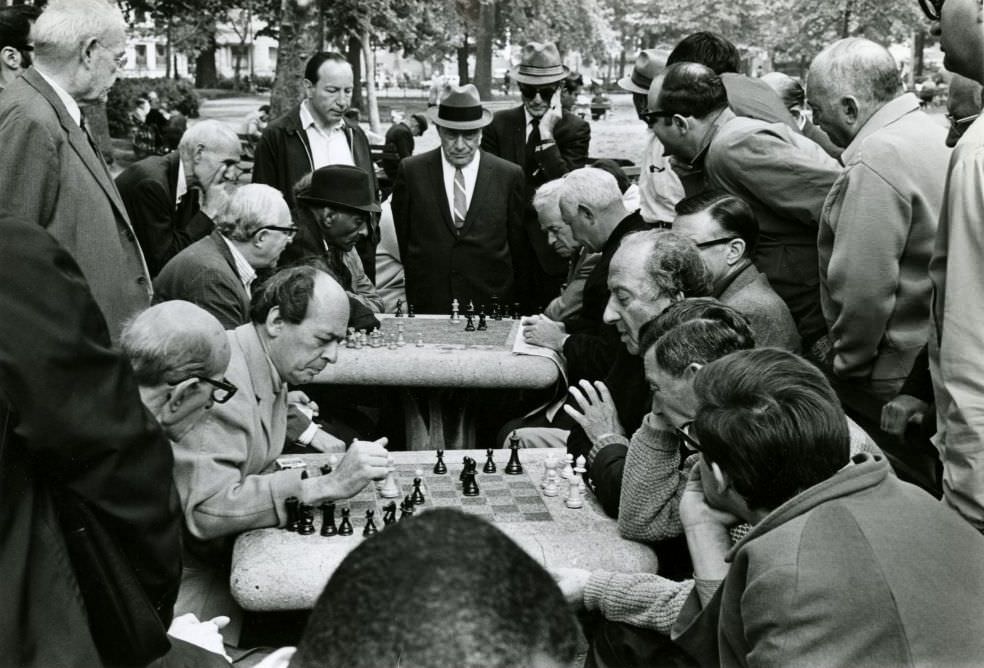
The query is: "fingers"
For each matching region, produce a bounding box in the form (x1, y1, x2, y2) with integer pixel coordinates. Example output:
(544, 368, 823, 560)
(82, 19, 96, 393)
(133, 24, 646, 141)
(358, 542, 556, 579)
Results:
(562, 403, 587, 427)
(206, 615, 231, 630)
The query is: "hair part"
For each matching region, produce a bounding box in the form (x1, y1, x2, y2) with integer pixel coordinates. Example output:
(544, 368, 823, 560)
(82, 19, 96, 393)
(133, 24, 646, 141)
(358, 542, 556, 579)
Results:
(667, 31, 741, 74)
(31, 0, 125, 64)
(177, 119, 241, 161)
(675, 189, 759, 254)
(809, 37, 902, 105)
(693, 348, 851, 511)
(657, 62, 728, 118)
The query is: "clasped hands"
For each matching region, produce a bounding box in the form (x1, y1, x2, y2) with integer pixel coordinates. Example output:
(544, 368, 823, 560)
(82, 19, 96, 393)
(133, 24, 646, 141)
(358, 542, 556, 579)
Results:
(521, 314, 567, 351)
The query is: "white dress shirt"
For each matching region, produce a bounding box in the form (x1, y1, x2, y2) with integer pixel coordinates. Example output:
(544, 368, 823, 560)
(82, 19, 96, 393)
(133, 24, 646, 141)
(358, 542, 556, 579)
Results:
(299, 100, 354, 168)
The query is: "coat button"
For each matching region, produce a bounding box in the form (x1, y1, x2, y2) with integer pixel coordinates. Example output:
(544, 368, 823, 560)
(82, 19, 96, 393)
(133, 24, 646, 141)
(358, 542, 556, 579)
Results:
(137, 276, 147, 285)
(125, 229, 135, 242)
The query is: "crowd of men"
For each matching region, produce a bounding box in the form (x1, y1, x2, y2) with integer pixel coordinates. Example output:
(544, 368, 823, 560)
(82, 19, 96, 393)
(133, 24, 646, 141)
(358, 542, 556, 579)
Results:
(1, 0, 984, 666)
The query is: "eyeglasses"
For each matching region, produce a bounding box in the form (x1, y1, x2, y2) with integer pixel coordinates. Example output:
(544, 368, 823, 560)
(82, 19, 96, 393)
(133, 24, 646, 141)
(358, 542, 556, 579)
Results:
(676, 421, 701, 451)
(918, 0, 943, 20)
(946, 113, 979, 129)
(254, 225, 299, 239)
(640, 110, 675, 125)
(94, 40, 127, 68)
(171, 376, 238, 403)
(695, 236, 739, 250)
(519, 83, 558, 101)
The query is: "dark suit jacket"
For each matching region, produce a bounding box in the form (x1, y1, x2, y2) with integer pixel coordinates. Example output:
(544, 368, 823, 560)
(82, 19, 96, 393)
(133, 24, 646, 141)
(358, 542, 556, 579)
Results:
(0, 68, 151, 341)
(481, 106, 591, 288)
(0, 212, 182, 666)
(154, 230, 251, 329)
(116, 152, 215, 277)
(382, 121, 414, 182)
(391, 148, 525, 313)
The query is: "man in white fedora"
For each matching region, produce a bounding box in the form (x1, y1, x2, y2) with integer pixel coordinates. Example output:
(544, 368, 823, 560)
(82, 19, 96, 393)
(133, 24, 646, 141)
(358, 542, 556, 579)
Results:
(391, 84, 526, 314)
(482, 41, 591, 313)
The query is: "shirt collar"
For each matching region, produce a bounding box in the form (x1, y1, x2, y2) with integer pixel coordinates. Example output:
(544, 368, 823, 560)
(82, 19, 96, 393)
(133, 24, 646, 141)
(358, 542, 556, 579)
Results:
(35, 67, 81, 127)
(841, 93, 921, 164)
(175, 159, 188, 205)
(220, 235, 257, 289)
(300, 99, 344, 133)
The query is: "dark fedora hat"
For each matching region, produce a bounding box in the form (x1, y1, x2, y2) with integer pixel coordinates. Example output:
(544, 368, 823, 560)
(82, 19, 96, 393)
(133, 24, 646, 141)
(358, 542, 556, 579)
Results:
(617, 49, 668, 95)
(513, 42, 569, 85)
(296, 165, 381, 213)
(427, 84, 493, 131)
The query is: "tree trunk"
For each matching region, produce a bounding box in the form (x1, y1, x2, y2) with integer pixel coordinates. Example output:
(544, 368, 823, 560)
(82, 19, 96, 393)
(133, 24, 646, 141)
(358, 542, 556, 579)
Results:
(457, 33, 469, 85)
(913, 29, 926, 81)
(195, 33, 218, 88)
(348, 35, 363, 112)
(165, 18, 173, 78)
(361, 25, 380, 134)
(841, 0, 853, 38)
(474, 0, 494, 98)
(270, 0, 319, 118)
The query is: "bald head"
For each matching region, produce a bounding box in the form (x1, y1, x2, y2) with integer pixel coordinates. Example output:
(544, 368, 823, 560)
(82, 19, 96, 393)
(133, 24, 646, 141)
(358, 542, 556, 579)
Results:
(121, 301, 230, 387)
(760, 72, 805, 110)
(947, 74, 984, 147)
(178, 119, 241, 161)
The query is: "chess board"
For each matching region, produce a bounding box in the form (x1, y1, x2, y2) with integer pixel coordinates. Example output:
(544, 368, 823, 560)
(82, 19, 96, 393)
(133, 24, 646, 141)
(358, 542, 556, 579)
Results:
(312, 462, 555, 524)
(373, 315, 519, 348)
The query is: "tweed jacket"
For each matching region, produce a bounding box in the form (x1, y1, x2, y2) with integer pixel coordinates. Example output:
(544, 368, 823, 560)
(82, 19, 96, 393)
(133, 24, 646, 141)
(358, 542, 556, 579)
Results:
(718, 261, 800, 352)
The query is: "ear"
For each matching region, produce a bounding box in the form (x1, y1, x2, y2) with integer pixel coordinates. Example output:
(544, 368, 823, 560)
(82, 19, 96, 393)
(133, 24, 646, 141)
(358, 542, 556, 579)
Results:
(672, 114, 688, 134)
(683, 361, 702, 380)
(264, 305, 285, 337)
(840, 96, 860, 124)
(192, 143, 206, 163)
(577, 204, 594, 224)
(710, 460, 730, 494)
(0, 46, 20, 70)
(725, 237, 746, 264)
(81, 37, 98, 67)
(165, 378, 198, 414)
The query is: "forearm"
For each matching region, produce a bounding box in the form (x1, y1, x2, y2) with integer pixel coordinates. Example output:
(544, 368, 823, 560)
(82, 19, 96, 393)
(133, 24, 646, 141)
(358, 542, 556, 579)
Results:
(584, 571, 695, 634)
(683, 520, 732, 586)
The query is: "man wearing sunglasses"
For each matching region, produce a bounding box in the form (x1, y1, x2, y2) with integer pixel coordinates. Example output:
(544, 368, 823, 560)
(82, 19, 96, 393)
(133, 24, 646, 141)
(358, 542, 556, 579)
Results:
(117, 120, 243, 277)
(922, 0, 984, 533)
(482, 42, 591, 312)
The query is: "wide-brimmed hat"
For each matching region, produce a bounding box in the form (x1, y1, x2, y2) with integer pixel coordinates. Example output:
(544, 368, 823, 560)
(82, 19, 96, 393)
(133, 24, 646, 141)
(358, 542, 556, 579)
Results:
(427, 84, 493, 131)
(617, 50, 668, 94)
(513, 42, 569, 85)
(296, 165, 381, 213)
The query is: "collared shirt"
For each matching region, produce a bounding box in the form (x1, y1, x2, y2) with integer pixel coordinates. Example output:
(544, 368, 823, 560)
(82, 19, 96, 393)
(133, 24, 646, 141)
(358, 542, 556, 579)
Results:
(441, 149, 480, 220)
(299, 99, 354, 168)
(175, 159, 188, 208)
(35, 68, 81, 127)
(639, 130, 683, 224)
(220, 236, 257, 297)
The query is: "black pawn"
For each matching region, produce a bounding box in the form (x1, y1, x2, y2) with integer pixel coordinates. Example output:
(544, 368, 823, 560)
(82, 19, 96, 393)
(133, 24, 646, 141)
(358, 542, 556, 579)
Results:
(483, 448, 497, 474)
(363, 509, 378, 536)
(285, 496, 300, 532)
(320, 463, 333, 476)
(383, 501, 397, 526)
(400, 497, 414, 521)
(460, 456, 473, 482)
(298, 503, 316, 535)
(394, 299, 404, 317)
(407, 304, 416, 318)
(504, 432, 523, 475)
(464, 314, 476, 331)
(462, 471, 480, 496)
(320, 502, 337, 536)
(410, 477, 426, 505)
(433, 449, 447, 475)
(300, 469, 309, 480)
(338, 507, 354, 536)
(477, 310, 487, 330)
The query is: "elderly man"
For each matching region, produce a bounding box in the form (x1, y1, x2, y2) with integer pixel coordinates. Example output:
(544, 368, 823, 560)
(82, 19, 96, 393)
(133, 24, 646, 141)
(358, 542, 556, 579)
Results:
(155, 183, 295, 329)
(116, 120, 242, 277)
(649, 62, 840, 350)
(922, 0, 984, 532)
(171, 265, 390, 638)
(482, 42, 591, 311)
(285, 165, 383, 317)
(617, 49, 685, 224)
(392, 84, 525, 313)
(535, 179, 600, 323)
(253, 52, 379, 280)
(673, 190, 799, 351)
(808, 38, 947, 406)
(944, 74, 983, 148)
(522, 167, 649, 385)
(760, 71, 842, 158)
(0, 5, 37, 92)
(381, 111, 428, 183)
(669, 349, 984, 665)
(0, 0, 148, 341)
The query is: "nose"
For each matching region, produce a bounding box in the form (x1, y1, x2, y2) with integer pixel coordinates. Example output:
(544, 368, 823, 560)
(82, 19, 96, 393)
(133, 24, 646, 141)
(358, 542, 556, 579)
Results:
(357, 222, 369, 239)
(602, 296, 619, 324)
(321, 340, 338, 364)
(453, 134, 468, 149)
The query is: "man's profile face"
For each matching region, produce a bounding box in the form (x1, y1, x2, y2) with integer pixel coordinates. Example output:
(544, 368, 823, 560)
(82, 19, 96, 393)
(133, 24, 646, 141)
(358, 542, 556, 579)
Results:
(438, 126, 481, 167)
(603, 248, 674, 355)
(804, 79, 851, 148)
(253, 206, 295, 268)
(644, 350, 697, 428)
(83, 29, 126, 104)
(191, 140, 241, 190)
(271, 278, 349, 384)
(539, 212, 579, 259)
(559, 199, 596, 251)
(322, 207, 368, 252)
(939, 0, 984, 83)
(305, 60, 354, 127)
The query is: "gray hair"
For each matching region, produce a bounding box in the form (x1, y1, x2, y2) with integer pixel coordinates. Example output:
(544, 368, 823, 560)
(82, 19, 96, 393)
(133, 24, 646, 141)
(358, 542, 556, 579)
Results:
(121, 301, 226, 387)
(558, 167, 622, 219)
(620, 229, 711, 300)
(31, 0, 125, 64)
(216, 183, 289, 242)
(532, 178, 565, 220)
(178, 120, 241, 160)
(808, 37, 902, 105)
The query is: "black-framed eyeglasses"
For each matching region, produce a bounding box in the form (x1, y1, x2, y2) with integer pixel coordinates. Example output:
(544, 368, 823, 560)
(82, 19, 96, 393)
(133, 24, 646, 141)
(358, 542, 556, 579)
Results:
(918, 0, 943, 20)
(676, 421, 701, 451)
(94, 39, 127, 68)
(946, 113, 979, 129)
(172, 376, 238, 403)
(695, 236, 739, 250)
(519, 83, 558, 101)
(254, 225, 298, 239)
(640, 110, 675, 125)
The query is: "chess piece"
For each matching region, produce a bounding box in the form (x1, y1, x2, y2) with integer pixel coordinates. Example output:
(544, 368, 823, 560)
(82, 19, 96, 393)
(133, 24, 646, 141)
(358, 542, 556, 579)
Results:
(400, 497, 415, 521)
(396, 322, 406, 346)
(541, 455, 556, 491)
(491, 296, 501, 321)
(363, 509, 378, 536)
(285, 496, 300, 531)
(542, 468, 559, 497)
(464, 313, 475, 331)
(565, 476, 584, 509)
(380, 457, 400, 499)
(561, 453, 575, 481)
(320, 503, 337, 536)
(346, 327, 356, 348)
(575, 455, 587, 482)
(383, 501, 397, 526)
(354, 330, 364, 349)
(300, 469, 308, 480)
(407, 304, 415, 318)
(320, 463, 333, 476)
(477, 310, 487, 331)
(504, 431, 523, 475)
(410, 477, 426, 505)
(483, 448, 497, 474)
(462, 471, 480, 496)
(394, 299, 404, 317)
(298, 503, 316, 535)
(460, 456, 476, 482)
(451, 298, 460, 321)
(433, 449, 448, 475)
(338, 507, 354, 536)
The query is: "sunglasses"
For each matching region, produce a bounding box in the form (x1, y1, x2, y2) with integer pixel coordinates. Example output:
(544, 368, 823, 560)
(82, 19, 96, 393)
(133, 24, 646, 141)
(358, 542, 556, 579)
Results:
(640, 110, 675, 125)
(254, 225, 298, 239)
(676, 421, 701, 451)
(695, 236, 739, 250)
(918, 0, 943, 20)
(519, 84, 558, 101)
(946, 113, 979, 129)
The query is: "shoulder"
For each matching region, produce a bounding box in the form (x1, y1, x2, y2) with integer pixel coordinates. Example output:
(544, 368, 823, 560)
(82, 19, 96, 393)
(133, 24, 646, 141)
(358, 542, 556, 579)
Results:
(558, 111, 590, 135)
(480, 150, 522, 175)
(402, 147, 440, 172)
(264, 105, 301, 132)
(491, 106, 524, 126)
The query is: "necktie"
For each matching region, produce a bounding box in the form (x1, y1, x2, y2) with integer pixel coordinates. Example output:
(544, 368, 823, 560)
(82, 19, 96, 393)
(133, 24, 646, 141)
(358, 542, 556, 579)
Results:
(79, 112, 111, 176)
(453, 168, 467, 229)
(525, 117, 541, 170)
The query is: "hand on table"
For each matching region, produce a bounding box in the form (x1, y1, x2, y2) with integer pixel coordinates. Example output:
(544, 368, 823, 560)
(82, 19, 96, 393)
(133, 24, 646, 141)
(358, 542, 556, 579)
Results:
(551, 567, 591, 608)
(880, 394, 929, 436)
(309, 428, 346, 454)
(563, 379, 623, 444)
(167, 613, 231, 661)
(306, 437, 391, 503)
(521, 315, 567, 351)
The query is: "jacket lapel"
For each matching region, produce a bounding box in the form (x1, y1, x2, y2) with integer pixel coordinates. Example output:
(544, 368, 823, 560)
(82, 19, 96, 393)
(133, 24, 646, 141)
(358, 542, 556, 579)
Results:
(428, 150, 457, 237)
(510, 107, 527, 169)
(460, 153, 490, 235)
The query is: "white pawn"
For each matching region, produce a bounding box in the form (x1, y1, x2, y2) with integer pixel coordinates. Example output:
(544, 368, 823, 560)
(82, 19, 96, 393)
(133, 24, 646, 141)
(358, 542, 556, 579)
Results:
(541, 455, 556, 491)
(396, 323, 406, 346)
(561, 453, 574, 481)
(380, 456, 400, 498)
(565, 475, 584, 509)
(542, 468, 559, 497)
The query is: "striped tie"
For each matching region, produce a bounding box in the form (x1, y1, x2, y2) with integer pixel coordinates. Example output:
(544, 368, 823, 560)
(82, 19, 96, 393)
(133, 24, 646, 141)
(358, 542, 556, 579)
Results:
(453, 168, 467, 229)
